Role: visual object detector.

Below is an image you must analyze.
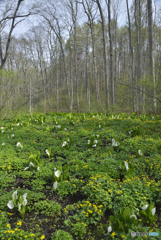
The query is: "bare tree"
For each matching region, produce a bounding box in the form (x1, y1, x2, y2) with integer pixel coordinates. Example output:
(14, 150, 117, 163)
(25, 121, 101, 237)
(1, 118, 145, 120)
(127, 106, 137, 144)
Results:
(63, 0, 79, 111)
(126, 0, 135, 112)
(0, 0, 33, 69)
(85, 25, 90, 111)
(134, 0, 141, 111)
(40, 1, 72, 111)
(147, 0, 154, 112)
(105, 0, 114, 106)
(94, 0, 109, 111)
(80, 0, 99, 109)
(70, 0, 79, 111)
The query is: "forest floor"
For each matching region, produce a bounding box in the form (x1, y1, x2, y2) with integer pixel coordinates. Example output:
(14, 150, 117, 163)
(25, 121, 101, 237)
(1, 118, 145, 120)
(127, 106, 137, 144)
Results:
(0, 112, 161, 240)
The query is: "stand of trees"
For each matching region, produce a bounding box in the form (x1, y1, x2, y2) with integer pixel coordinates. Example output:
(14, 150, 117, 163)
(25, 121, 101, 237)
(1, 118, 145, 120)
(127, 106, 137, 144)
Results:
(0, 0, 161, 118)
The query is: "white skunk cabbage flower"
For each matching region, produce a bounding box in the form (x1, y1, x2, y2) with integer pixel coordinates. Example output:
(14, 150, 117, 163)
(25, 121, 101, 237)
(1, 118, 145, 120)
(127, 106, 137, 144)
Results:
(108, 226, 112, 233)
(53, 181, 58, 189)
(29, 162, 35, 167)
(62, 141, 67, 147)
(18, 203, 22, 212)
(124, 161, 129, 171)
(7, 200, 14, 209)
(138, 150, 143, 156)
(151, 207, 156, 216)
(112, 138, 120, 147)
(45, 149, 50, 156)
(16, 142, 23, 148)
(12, 190, 18, 200)
(142, 205, 148, 211)
(55, 170, 61, 178)
(24, 167, 29, 170)
(130, 214, 137, 219)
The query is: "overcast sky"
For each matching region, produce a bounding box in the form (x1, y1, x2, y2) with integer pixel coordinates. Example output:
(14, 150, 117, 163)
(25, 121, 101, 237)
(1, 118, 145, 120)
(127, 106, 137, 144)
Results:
(2, 0, 161, 37)
(8, 0, 131, 36)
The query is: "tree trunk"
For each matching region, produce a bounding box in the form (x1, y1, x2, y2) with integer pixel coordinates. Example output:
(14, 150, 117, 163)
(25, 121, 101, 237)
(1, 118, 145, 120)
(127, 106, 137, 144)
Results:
(134, 0, 141, 112)
(81, 0, 99, 109)
(126, 0, 135, 112)
(96, 0, 109, 111)
(73, 20, 79, 112)
(106, 0, 114, 106)
(56, 39, 59, 112)
(147, 0, 154, 112)
(85, 27, 90, 108)
(91, 24, 99, 107)
(69, 41, 73, 112)
(0, 0, 30, 69)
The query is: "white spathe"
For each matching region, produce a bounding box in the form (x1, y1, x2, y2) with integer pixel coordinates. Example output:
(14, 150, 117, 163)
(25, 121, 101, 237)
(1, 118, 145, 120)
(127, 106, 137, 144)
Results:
(130, 214, 137, 219)
(124, 161, 129, 171)
(138, 150, 143, 156)
(62, 141, 67, 147)
(55, 170, 61, 178)
(12, 190, 18, 200)
(142, 204, 148, 211)
(108, 226, 112, 233)
(152, 207, 156, 216)
(22, 199, 27, 206)
(24, 167, 29, 170)
(7, 200, 14, 209)
(45, 149, 50, 156)
(23, 193, 27, 201)
(18, 203, 22, 212)
(29, 162, 35, 167)
(53, 181, 58, 189)
(16, 142, 23, 148)
(112, 138, 120, 147)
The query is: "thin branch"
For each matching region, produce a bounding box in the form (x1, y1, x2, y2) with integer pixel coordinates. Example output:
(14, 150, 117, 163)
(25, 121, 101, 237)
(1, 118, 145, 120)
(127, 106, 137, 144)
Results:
(0, 0, 31, 69)
(0, 12, 31, 24)
(116, 81, 161, 103)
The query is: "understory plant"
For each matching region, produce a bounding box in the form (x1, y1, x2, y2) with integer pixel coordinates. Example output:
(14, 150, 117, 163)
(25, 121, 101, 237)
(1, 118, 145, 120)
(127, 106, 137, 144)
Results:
(51, 230, 74, 240)
(119, 160, 134, 178)
(7, 190, 28, 217)
(53, 162, 69, 189)
(140, 203, 156, 224)
(109, 207, 139, 234)
(23, 151, 45, 171)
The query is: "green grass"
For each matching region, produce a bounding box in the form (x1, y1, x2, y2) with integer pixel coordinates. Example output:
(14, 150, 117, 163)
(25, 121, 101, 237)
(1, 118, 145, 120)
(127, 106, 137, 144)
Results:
(0, 112, 161, 239)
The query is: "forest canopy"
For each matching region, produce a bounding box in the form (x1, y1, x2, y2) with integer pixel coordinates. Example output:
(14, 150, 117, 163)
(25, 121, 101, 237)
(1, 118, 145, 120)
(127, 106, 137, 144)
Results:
(0, 0, 161, 118)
